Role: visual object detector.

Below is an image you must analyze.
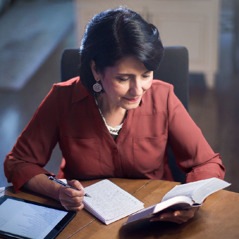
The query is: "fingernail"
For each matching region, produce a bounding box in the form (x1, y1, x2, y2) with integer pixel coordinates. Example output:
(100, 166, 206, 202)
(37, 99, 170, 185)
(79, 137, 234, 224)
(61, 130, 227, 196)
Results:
(174, 211, 180, 216)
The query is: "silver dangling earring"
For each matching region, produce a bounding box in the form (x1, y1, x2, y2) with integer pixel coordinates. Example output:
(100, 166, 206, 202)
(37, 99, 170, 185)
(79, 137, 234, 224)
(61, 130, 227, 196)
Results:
(93, 81, 103, 93)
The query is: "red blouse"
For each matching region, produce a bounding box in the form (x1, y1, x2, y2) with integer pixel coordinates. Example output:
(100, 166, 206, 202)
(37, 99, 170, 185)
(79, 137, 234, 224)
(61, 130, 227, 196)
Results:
(4, 77, 225, 192)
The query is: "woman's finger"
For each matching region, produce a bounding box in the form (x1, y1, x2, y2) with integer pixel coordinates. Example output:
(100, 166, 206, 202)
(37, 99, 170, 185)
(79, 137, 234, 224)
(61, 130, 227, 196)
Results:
(58, 185, 85, 211)
(150, 207, 198, 224)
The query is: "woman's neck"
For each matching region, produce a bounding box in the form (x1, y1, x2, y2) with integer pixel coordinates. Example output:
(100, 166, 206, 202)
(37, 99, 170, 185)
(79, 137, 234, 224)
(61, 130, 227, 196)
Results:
(95, 95, 127, 127)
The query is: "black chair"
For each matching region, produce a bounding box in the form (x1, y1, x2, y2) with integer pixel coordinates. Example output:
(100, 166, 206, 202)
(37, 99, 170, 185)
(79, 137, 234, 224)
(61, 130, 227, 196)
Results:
(60, 46, 189, 182)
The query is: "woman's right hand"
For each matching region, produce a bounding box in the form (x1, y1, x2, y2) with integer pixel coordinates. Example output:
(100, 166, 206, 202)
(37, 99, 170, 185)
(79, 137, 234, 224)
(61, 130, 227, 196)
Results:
(23, 174, 85, 211)
(58, 179, 85, 211)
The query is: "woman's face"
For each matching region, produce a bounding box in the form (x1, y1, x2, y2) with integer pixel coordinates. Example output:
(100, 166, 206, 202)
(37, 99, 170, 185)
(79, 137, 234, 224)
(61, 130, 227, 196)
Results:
(91, 56, 153, 111)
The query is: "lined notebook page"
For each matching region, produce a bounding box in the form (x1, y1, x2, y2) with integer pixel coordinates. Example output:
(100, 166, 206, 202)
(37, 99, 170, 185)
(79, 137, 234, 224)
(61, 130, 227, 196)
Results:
(83, 179, 144, 225)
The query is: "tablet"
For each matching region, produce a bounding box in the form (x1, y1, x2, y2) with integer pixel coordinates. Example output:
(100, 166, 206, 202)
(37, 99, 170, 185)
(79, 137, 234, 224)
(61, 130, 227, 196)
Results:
(0, 195, 76, 239)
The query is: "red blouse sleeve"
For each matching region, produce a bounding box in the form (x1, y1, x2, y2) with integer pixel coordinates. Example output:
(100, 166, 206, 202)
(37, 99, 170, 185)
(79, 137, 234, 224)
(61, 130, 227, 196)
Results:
(167, 85, 225, 182)
(4, 84, 60, 192)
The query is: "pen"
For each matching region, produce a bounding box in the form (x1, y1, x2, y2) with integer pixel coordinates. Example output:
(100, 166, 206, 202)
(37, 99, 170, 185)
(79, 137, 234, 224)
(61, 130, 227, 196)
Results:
(48, 176, 91, 197)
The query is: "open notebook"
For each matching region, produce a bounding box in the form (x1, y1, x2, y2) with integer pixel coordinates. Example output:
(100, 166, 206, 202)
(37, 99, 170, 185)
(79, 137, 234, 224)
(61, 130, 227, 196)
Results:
(83, 179, 144, 225)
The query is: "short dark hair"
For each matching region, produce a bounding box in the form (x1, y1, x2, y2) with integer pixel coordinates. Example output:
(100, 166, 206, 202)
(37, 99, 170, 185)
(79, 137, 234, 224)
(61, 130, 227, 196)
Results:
(79, 7, 164, 95)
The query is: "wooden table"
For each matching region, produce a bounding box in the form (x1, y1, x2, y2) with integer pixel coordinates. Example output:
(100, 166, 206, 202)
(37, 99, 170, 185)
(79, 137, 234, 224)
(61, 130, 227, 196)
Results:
(4, 178, 239, 239)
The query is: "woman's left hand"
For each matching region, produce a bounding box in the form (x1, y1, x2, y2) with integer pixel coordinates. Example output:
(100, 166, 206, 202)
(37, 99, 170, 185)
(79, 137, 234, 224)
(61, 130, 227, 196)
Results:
(150, 207, 199, 224)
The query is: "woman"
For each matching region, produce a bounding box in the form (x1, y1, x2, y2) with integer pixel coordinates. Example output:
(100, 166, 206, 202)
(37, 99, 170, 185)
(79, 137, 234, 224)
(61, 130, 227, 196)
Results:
(4, 7, 225, 224)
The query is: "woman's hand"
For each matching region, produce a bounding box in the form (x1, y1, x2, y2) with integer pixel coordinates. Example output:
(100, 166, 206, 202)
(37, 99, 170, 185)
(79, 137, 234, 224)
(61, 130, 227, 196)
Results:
(150, 207, 199, 224)
(58, 180, 85, 211)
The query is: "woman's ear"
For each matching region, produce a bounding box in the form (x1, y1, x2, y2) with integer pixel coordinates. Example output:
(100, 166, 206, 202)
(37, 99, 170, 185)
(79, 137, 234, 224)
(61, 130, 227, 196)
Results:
(90, 60, 101, 82)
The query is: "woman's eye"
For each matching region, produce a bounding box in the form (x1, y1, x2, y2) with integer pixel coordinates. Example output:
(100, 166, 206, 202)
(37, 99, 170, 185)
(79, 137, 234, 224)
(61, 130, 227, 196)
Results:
(117, 77, 129, 82)
(142, 74, 150, 79)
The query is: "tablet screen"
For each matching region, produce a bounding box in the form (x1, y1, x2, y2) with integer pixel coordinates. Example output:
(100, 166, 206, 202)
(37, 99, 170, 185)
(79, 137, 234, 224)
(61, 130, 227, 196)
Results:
(0, 195, 76, 239)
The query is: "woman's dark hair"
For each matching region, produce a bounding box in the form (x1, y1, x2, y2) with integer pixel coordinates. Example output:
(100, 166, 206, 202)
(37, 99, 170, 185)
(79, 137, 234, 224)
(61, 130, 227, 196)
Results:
(79, 7, 164, 95)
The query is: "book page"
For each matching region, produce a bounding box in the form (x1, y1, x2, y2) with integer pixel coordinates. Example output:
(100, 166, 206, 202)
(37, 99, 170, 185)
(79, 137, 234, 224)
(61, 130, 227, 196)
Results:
(83, 180, 144, 224)
(162, 179, 208, 202)
(192, 178, 231, 203)
(162, 178, 231, 204)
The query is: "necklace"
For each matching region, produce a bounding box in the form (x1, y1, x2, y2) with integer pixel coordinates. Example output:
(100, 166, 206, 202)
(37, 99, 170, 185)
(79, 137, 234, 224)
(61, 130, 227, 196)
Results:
(95, 98, 123, 135)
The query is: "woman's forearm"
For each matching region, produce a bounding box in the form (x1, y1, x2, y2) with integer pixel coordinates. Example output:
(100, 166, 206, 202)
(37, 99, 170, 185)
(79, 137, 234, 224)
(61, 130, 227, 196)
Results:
(23, 174, 61, 201)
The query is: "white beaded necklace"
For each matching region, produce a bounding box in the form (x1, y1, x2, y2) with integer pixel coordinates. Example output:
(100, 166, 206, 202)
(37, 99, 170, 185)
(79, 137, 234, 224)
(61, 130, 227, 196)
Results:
(95, 98, 123, 136)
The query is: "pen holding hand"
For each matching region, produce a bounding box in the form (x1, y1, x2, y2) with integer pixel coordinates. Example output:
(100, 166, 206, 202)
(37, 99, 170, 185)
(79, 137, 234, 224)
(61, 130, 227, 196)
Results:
(48, 176, 90, 211)
(48, 176, 90, 197)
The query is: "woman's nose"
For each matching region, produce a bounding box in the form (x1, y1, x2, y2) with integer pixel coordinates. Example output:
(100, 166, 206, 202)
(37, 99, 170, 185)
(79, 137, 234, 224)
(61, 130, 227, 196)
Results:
(129, 79, 143, 96)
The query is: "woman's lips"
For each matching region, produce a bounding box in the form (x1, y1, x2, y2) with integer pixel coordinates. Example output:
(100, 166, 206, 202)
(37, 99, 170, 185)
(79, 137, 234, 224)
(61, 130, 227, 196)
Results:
(124, 97, 140, 102)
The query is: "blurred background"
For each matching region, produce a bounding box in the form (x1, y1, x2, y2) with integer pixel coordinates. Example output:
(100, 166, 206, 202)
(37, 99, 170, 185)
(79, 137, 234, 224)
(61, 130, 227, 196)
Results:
(0, 0, 238, 192)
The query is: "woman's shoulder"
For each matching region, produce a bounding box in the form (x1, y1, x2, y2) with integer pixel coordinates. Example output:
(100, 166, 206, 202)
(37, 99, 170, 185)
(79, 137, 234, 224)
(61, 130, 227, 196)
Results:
(141, 80, 174, 110)
(48, 77, 90, 103)
(54, 76, 81, 88)
(150, 79, 174, 98)
(151, 79, 173, 90)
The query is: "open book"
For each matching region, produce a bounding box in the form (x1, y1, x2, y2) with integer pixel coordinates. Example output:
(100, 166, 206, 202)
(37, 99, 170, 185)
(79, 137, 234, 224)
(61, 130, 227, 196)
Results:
(125, 177, 231, 225)
(83, 179, 144, 225)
